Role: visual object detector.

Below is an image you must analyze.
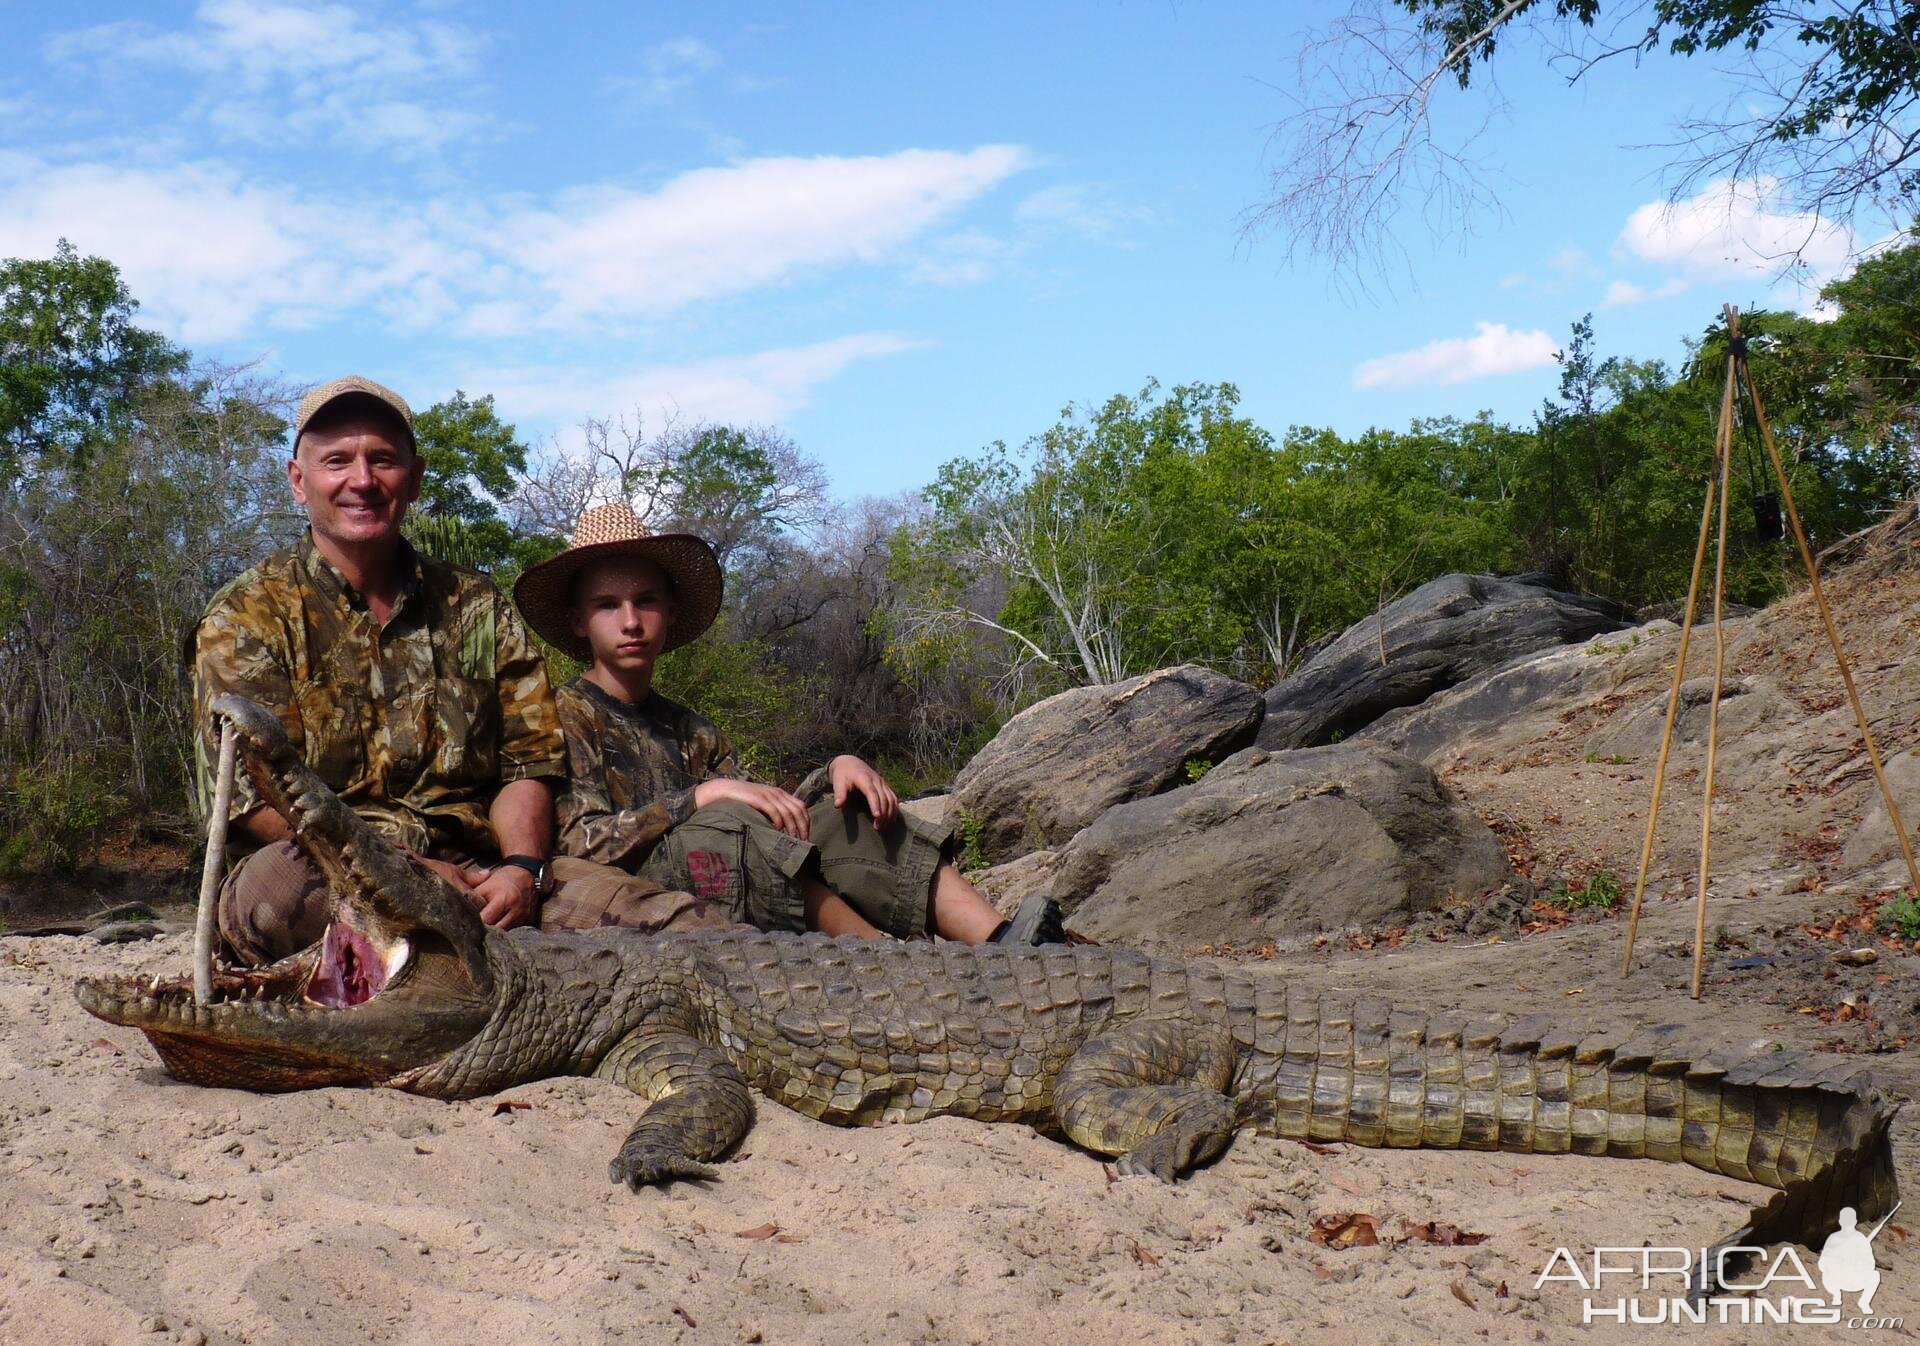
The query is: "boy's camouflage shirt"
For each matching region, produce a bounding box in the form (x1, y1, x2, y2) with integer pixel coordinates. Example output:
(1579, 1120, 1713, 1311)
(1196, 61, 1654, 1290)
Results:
(553, 676, 742, 869)
(192, 533, 564, 861)
(555, 676, 834, 869)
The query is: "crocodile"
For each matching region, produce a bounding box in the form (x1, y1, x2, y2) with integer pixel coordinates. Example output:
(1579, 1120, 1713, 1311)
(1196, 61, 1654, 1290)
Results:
(79, 694, 1898, 1267)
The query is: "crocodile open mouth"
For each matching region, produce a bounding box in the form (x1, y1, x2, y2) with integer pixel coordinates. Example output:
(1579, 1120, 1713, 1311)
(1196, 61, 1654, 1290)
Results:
(303, 922, 409, 1008)
(74, 693, 495, 1088)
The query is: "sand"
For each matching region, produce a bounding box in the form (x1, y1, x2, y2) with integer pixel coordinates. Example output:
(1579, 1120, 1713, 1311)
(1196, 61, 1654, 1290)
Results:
(4, 876, 1915, 1346)
(6, 525, 1920, 1345)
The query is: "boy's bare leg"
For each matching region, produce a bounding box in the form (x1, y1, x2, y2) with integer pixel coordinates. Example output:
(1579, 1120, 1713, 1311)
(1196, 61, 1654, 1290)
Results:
(801, 874, 885, 938)
(928, 863, 1004, 943)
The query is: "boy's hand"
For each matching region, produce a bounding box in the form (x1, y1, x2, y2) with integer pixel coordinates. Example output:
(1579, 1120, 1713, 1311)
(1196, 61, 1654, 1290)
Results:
(829, 755, 898, 830)
(695, 778, 811, 840)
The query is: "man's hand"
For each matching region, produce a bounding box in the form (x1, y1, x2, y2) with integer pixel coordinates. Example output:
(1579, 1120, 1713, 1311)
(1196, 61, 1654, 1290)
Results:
(466, 863, 538, 929)
(828, 755, 898, 830)
(409, 852, 533, 928)
(411, 852, 486, 893)
(694, 778, 811, 840)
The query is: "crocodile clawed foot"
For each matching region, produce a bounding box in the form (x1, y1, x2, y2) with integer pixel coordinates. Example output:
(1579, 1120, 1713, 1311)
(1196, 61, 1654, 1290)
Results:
(1113, 1136, 1186, 1182)
(608, 1150, 718, 1190)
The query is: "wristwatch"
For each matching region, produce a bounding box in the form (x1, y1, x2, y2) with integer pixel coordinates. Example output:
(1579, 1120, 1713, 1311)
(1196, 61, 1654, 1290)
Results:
(499, 854, 555, 898)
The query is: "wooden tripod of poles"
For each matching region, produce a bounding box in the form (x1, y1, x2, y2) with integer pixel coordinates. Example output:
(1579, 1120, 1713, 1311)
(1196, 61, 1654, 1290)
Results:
(1620, 303, 1920, 998)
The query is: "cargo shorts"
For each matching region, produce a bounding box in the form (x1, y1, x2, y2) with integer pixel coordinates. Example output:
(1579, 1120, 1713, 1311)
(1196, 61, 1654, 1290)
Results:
(635, 796, 953, 939)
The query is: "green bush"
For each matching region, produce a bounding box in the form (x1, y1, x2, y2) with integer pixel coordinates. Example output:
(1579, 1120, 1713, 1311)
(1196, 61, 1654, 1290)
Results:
(654, 616, 811, 780)
(1882, 891, 1920, 940)
(1556, 870, 1622, 910)
(0, 757, 122, 875)
(956, 811, 988, 873)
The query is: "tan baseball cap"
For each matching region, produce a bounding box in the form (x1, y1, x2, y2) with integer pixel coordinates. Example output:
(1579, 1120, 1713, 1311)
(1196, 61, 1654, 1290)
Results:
(293, 375, 416, 450)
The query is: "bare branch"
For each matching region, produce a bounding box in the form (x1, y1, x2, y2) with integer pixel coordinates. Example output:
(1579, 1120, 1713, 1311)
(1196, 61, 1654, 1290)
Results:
(1248, 0, 1920, 283)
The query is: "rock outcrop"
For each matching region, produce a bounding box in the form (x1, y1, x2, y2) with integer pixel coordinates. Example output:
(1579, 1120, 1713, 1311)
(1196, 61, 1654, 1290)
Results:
(1840, 747, 1920, 873)
(1257, 572, 1630, 751)
(951, 665, 1263, 865)
(1047, 742, 1512, 947)
(1359, 624, 1670, 767)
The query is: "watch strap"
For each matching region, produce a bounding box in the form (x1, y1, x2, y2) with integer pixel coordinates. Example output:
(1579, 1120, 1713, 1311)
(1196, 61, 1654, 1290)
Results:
(499, 854, 553, 896)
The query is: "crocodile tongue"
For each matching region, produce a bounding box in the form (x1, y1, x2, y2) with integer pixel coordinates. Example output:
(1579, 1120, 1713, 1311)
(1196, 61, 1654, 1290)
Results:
(304, 921, 407, 1008)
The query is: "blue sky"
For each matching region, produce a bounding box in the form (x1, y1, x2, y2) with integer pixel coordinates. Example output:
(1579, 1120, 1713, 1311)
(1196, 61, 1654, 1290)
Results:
(0, 1, 1877, 500)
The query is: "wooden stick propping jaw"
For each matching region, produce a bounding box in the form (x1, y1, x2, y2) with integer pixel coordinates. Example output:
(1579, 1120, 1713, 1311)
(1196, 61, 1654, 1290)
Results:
(194, 722, 239, 1005)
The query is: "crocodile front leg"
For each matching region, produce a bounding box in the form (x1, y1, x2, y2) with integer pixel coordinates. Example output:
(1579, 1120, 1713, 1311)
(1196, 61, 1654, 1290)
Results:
(594, 1024, 755, 1189)
(1052, 1018, 1239, 1180)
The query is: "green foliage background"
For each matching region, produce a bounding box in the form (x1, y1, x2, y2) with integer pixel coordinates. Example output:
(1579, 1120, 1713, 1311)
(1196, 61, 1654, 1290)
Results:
(3, 231, 1917, 873)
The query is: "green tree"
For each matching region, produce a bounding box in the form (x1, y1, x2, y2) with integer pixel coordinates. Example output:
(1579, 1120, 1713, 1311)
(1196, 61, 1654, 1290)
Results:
(653, 614, 811, 780)
(0, 239, 186, 476)
(1817, 230, 1920, 458)
(889, 382, 1520, 691)
(410, 390, 530, 571)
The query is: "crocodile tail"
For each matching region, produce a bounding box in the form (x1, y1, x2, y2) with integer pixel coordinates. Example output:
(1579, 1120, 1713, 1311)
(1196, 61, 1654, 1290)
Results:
(1259, 1001, 1900, 1249)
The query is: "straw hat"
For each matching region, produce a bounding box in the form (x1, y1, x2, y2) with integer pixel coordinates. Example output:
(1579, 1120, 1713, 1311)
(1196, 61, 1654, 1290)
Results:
(513, 503, 723, 660)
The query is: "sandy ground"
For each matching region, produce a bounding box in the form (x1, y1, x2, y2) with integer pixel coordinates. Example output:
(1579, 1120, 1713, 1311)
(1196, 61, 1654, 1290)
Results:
(4, 526, 1919, 1345)
(3, 882, 1915, 1346)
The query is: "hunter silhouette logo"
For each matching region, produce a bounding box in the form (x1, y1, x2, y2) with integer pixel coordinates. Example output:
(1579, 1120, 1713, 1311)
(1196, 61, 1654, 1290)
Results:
(1819, 1204, 1899, 1315)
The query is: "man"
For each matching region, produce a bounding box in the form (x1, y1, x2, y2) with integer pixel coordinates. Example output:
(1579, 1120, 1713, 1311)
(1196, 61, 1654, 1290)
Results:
(194, 377, 715, 966)
(513, 502, 1063, 945)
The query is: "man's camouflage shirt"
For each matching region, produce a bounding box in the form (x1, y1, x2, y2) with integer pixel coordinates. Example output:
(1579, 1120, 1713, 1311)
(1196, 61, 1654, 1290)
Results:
(192, 532, 564, 861)
(553, 675, 742, 870)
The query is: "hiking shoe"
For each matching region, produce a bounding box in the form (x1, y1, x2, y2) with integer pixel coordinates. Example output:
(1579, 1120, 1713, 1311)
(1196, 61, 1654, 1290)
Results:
(990, 894, 1067, 947)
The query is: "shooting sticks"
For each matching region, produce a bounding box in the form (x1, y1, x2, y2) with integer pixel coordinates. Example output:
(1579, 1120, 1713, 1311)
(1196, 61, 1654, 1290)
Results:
(1620, 304, 1920, 998)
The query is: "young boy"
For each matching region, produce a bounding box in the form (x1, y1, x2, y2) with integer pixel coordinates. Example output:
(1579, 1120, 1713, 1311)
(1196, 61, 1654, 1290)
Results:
(514, 503, 1063, 945)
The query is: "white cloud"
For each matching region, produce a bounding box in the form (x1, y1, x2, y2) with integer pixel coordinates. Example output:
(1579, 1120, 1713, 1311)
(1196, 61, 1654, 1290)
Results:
(613, 36, 724, 106)
(47, 0, 487, 153)
(1547, 245, 1600, 282)
(1353, 322, 1559, 389)
(1014, 183, 1152, 240)
(1601, 277, 1691, 308)
(469, 333, 928, 431)
(905, 230, 1009, 286)
(0, 145, 1028, 341)
(504, 146, 1032, 322)
(1616, 178, 1857, 297)
(0, 154, 479, 342)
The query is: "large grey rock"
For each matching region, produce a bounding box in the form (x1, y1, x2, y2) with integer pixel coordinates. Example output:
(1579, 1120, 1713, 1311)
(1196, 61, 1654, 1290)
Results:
(1359, 623, 1672, 767)
(952, 665, 1264, 865)
(899, 793, 954, 833)
(971, 849, 1063, 918)
(1053, 743, 1512, 948)
(1581, 674, 1800, 764)
(1841, 748, 1920, 872)
(1257, 572, 1630, 750)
